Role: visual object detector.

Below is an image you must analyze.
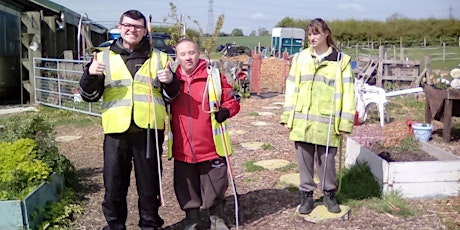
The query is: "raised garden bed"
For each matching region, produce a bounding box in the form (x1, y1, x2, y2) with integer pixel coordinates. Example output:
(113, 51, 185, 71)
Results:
(345, 138, 460, 198)
(0, 173, 64, 229)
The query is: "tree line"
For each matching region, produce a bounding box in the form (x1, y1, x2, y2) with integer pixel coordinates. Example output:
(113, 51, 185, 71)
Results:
(275, 16, 460, 47)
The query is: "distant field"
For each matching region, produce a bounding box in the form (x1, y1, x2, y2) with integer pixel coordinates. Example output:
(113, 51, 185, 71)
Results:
(214, 36, 460, 72)
(342, 46, 460, 72)
(215, 35, 271, 49)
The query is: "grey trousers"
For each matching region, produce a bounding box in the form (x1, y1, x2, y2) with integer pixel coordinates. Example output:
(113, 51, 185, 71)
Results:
(173, 157, 228, 210)
(295, 141, 338, 192)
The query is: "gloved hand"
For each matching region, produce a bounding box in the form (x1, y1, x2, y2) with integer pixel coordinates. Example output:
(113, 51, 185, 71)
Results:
(214, 108, 230, 123)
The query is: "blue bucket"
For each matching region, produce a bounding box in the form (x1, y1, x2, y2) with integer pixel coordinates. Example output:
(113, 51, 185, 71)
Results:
(412, 123, 432, 142)
(351, 61, 358, 70)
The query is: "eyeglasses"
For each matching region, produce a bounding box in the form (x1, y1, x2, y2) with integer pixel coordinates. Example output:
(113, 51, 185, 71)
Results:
(120, 23, 145, 30)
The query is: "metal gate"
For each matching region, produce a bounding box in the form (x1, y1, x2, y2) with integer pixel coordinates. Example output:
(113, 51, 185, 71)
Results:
(33, 57, 101, 116)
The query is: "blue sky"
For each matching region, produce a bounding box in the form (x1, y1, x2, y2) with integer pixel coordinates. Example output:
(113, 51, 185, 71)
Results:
(52, 0, 460, 34)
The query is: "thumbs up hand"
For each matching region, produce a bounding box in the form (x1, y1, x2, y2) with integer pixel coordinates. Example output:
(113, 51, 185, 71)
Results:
(157, 61, 173, 84)
(88, 52, 106, 76)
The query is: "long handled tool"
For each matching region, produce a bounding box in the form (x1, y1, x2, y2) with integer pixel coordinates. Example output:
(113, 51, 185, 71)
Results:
(202, 64, 239, 229)
(321, 52, 343, 192)
(146, 14, 165, 206)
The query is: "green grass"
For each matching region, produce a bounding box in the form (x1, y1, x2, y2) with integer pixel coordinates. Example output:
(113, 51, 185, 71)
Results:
(275, 163, 298, 173)
(336, 162, 416, 217)
(342, 46, 460, 72)
(0, 105, 100, 128)
(216, 35, 271, 49)
(243, 160, 265, 172)
(261, 143, 274, 150)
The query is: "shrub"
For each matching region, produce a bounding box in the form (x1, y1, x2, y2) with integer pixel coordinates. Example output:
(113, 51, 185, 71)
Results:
(0, 138, 52, 200)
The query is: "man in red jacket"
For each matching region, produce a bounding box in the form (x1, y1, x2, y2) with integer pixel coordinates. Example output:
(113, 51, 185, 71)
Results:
(169, 38, 240, 230)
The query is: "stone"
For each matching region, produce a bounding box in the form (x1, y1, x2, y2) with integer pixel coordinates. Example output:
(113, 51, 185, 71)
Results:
(251, 121, 269, 126)
(254, 159, 290, 170)
(240, 142, 265, 150)
(55, 135, 82, 142)
(295, 204, 351, 223)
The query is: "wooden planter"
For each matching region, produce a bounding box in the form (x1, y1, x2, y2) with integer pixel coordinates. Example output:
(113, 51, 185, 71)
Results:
(0, 173, 64, 229)
(345, 138, 460, 198)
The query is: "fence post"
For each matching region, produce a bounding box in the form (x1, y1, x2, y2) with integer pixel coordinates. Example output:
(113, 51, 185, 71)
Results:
(443, 43, 446, 63)
(425, 56, 432, 85)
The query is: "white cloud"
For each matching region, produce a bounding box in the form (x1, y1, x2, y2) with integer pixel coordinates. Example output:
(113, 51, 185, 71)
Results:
(251, 12, 267, 20)
(337, 3, 366, 12)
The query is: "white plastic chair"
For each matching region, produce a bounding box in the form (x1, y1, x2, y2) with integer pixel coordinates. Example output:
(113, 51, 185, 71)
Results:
(355, 80, 389, 127)
(362, 84, 389, 127)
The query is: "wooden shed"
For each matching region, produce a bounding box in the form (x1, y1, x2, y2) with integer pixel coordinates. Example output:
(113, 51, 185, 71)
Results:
(0, 0, 107, 104)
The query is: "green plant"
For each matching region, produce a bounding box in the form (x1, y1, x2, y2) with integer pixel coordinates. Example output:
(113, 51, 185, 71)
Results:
(336, 161, 381, 203)
(248, 111, 259, 116)
(244, 160, 265, 172)
(261, 143, 274, 150)
(275, 163, 298, 173)
(0, 113, 77, 188)
(37, 188, 84, 229)
(0, 138, 52, 200)
(396, 136, 419, 153)
(368, 190, 415, 217)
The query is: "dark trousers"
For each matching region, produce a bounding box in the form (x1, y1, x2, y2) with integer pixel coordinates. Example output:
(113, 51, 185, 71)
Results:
(102, 129, 164, 230)
(295, 141, 338, 192)
(173, 158, 228, 210)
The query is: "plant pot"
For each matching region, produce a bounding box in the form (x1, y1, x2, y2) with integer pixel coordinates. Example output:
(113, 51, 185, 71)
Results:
(412, 123, 433, 142)
(345, 138, 460, 198)
(0, 173, 64, 229)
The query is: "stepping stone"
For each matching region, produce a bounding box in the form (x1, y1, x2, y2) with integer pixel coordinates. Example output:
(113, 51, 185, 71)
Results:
(56, 135, 82, 142)
(229, 129, 249, 135)
(271, 102, 284, 106)
(261, 106, 280, 110)
(257, 111, 275, 116)
(279, 173, 299, 187)
(279, 173, 320, 187)
(253, 159, 290, 170)
(251, 121, 269, 126)
(240, 141, 264, 150)
(295, 204, 351, 223)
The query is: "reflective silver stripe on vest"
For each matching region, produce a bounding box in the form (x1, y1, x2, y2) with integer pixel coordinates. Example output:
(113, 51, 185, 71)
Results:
(102, 99, 131, 110)
(103, 51, 112, 86)
(294, 112, 334, 124)
(283, 105, 295, 112)
(340, 111, 355, 120)
(342, 76, 354, 84)
(212, 126, 225, 135)
(133, 50, 163, 86)
(334, 92, 342, 100)
(105, 79, 131, 88)
(133, 94, 165, 106)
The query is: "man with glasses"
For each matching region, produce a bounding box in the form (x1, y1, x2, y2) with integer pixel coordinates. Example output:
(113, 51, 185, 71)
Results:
(79, 9, 180, 230)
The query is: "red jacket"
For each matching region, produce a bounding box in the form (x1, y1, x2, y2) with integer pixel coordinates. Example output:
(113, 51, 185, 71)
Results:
(170, 59, 240, 163)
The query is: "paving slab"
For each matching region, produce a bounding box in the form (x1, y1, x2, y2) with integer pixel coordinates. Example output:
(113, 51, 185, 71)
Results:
(240, 141, 265, 150)
(295, 204, 351, 223)
(257, 111, 275, 116)
(56, 135, 82, 142)
(251, 121, 269, 126)
(254, 159, 290, 170)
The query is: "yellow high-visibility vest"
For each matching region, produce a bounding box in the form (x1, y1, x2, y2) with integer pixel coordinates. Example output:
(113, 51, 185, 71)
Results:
(98, 50, 169, 134)
(167, 66, 232, 158)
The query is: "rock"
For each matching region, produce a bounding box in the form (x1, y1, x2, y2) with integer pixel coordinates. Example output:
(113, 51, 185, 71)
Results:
(251, 121, 269, 126)
(56, 135, 82, 142)
(253, 159, 290, 170)
(257, 111, 275, 116)
(240, 141, 265, 150)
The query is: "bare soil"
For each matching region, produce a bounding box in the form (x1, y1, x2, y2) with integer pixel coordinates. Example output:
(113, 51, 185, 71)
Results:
(56, 93, 460, 230)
